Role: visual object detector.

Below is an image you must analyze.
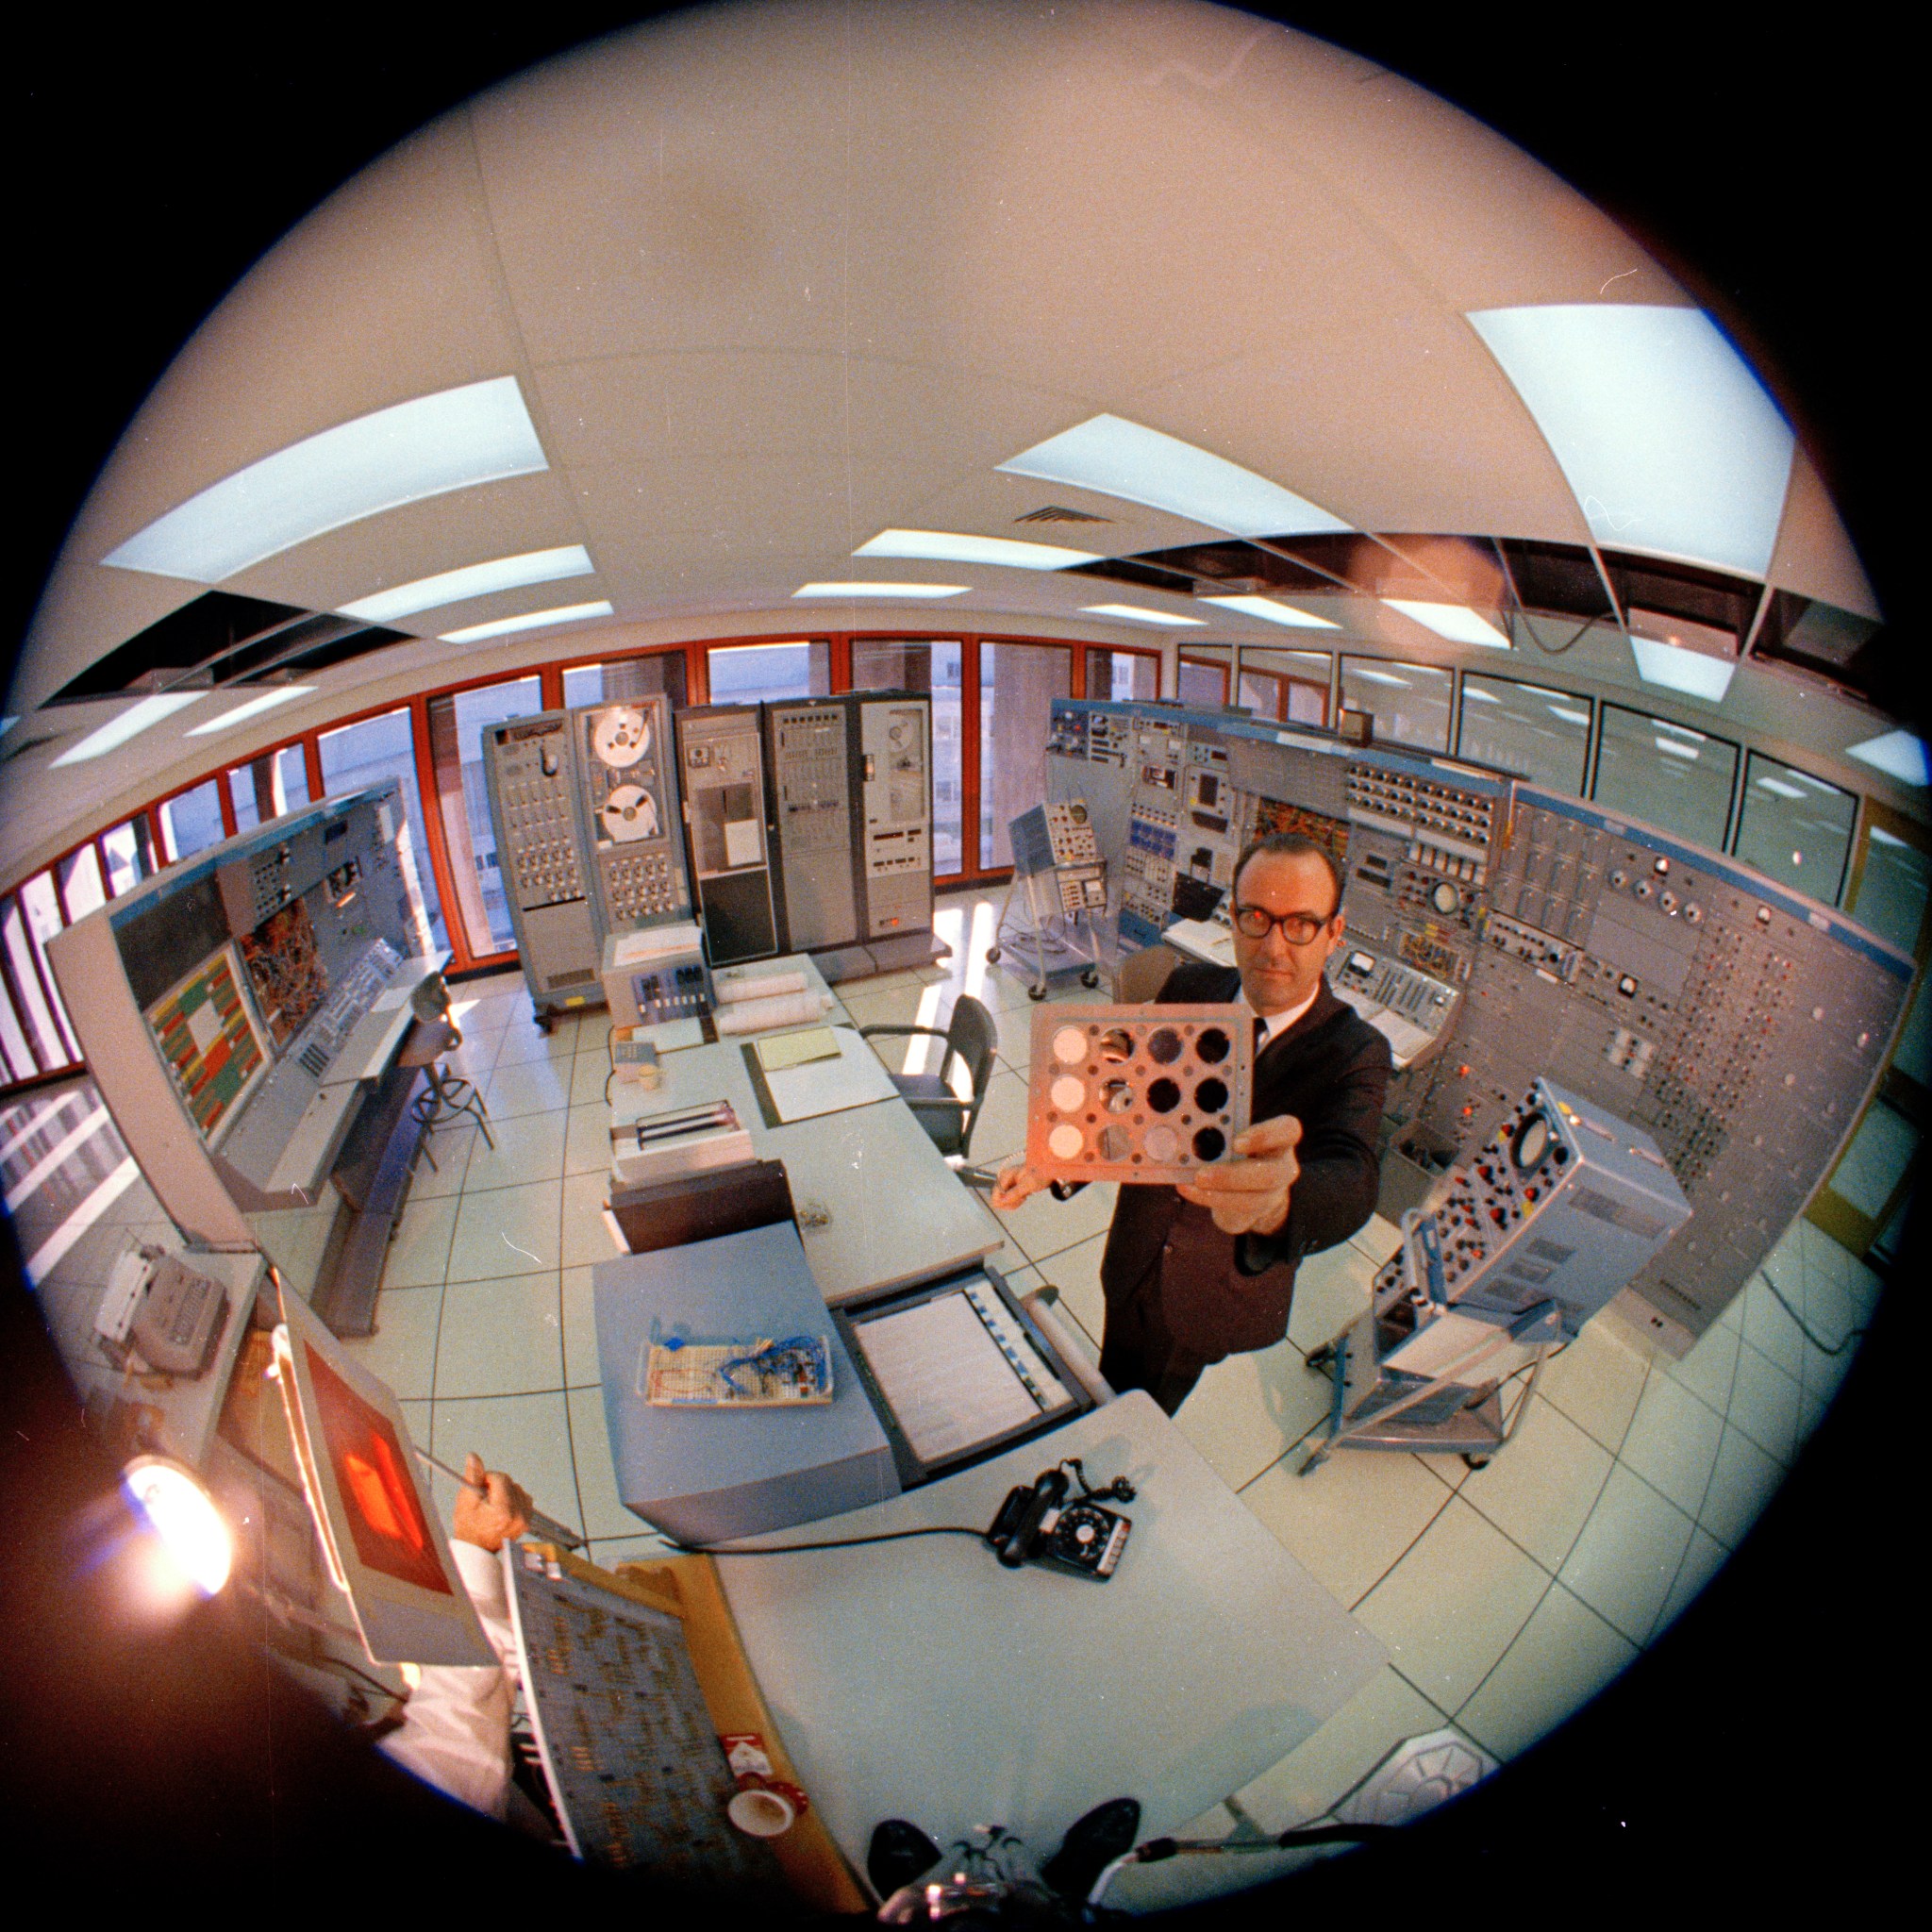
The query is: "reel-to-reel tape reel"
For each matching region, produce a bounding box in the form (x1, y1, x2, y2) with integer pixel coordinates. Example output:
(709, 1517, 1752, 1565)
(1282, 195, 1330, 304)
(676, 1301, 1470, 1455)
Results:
(576, 699, 688, 928)
(1024, 1003, 1254, 1185)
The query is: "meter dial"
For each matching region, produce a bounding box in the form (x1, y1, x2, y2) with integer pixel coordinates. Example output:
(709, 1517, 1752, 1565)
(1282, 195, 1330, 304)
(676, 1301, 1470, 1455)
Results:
(1430, 880, 1461, 915)
(1510, 1110, 1554, 1173)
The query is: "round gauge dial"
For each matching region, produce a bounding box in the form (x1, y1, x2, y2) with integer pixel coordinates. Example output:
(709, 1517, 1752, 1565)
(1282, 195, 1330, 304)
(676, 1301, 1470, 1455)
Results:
(1510, 1111, 1553, 1172)
(1430, 880, 1460, 915)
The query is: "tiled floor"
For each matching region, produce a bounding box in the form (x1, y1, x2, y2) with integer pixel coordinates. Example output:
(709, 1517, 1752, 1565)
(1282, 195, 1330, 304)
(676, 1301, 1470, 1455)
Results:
(8, 883, 1892, 1909)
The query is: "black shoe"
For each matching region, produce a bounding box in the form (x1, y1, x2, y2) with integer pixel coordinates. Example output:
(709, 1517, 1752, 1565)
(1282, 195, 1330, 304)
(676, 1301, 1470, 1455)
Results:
(1041, 1796, 1141, 1899)
(868, 1817, 943, 1898)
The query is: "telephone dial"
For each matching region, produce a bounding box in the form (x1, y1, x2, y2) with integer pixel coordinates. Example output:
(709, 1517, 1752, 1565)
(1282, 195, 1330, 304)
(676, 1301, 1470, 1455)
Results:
(986, 1457, 1135, 1581)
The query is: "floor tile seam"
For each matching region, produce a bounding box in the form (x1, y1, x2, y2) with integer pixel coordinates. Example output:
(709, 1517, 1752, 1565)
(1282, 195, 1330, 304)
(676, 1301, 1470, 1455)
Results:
(1341, 1474, 1461, 1613)
(1540, 1355, 1651, 1459)
(1639, 1529, 1712, 1649)
(1457, 1441, 1615, 1579)
(1439, 1569, 1558, 1734)
(558, 1377, 591, 1539)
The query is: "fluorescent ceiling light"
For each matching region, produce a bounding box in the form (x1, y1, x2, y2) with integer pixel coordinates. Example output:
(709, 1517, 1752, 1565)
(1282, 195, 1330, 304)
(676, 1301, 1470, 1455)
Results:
(1844, 729, 1930, 788)
(1383, 600, 1510, 649)
(853, 529, 1097, 570)
(1081, 603, 1205, 628)
(51, 693, 202, 766)
(1468, 305, 1794, 579)
(1348, 668, 1412, 688)
(185, 687, 316, 737)
(1628, 634, 1736, 702)
(1547, 706, 1591, 726)
(1201, 594, 1339, 630)
(1869, 825, 1908, 848)
(1656, 720, 1709, 742)
(1460, 686, 1501, 703)
(792, 582, 968, 601)
(340, 545, 592, 623)
(999, 415, 1350, 540)
(102, 376, 548, 583)
(1654, 735, 1702, 761)
(1756, 776, 1807, 801)
(441, 599, 612, 643)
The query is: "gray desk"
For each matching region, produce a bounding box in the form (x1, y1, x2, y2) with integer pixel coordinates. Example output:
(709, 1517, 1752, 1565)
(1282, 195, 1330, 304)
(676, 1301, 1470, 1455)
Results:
(629, 958, 1004, 1305)
(716, 1392, 1388, 1869)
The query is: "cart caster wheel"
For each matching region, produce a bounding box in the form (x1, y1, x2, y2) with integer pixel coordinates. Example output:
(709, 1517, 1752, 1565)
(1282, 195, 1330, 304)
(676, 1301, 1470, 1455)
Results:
(1463, 1455, 1491, 1472)
(1028, 984, 1048, 1001)
(1306, 1345, 1334, 1372)
(986, 946, 1002, 963)
(1081, 970, 1101, 988)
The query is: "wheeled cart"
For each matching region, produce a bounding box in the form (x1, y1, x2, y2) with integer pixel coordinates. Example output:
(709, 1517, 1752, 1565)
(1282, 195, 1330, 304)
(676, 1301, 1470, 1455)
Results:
(987, 802, 1109, 1000)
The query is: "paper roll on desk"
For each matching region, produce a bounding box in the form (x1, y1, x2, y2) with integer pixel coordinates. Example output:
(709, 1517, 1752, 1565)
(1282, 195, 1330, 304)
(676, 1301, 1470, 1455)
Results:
(714, 991, 832, 1035)
(715, 968, 808, 1004)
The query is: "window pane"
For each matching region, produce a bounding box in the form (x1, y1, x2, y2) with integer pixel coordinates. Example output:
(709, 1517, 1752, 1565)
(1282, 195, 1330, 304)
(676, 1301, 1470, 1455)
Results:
(428, 677, 544, 956)
(318, 708, 446, 950)
(102, 818, 157, 896)
(228, 745, 310, 834)
(706, 641, 828, 705)
(1176, 653, 1229, 708)
(158, 777, 225, 863)
(1239, 648, 1328, 726)
(1847, 825, 1932, 956)
(2, 899, 66, 1069)
(979, 642, 1072, 868)
(1733, 752, 1857, 906)
(18, 874, 80, 1060)
(1340, 658, 1451, 751)
(851, 639, 962, 875)
(1238, 670, 1284, 721)
(1591, 706, 1738, 851)
(58, 845, 107, 924)
(562, 652, 688, 710)
(0, 975, 36, 1083)
(1456, 674, 1591, 793)
(1088, 647, 1158, 703)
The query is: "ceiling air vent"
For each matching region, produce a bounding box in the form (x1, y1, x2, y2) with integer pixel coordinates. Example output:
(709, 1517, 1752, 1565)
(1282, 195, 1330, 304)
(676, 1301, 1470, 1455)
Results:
(1014, 505, 1113, 525)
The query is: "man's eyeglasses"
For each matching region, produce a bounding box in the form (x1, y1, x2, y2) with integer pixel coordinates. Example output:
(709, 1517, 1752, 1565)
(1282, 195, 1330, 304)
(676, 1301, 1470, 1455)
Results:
(1230, 903, 1339, 946)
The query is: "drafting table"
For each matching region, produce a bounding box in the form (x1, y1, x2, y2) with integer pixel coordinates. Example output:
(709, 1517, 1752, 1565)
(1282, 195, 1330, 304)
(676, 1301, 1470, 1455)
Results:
(715, 1391, 1388, 1871)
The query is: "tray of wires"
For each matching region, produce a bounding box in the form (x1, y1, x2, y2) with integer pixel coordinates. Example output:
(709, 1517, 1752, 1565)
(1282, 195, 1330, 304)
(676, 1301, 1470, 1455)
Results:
(642, 1329, 835, 1407)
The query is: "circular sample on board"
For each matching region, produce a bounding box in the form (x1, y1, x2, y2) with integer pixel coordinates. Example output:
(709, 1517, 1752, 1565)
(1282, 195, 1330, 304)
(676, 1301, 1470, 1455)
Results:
(1050, 1075, 1086, 1113)
(1142, 1124, 1178, 1163)
(1195, 1026, 1230, 1064)
(600, 785, 658, 841)
(1048, 1123, 1085, 1160)
(1146, 1077, 1181, 1114)
(1194, 1076, 1228, 1112)
(1192, 1125, 1226, 1161)
(1102, 1079, 1135, 1114)
(592, 706, 651, 767)
(1099, 1125, 1131, 1161)
(1146, 1026, 1183, 1065)
(1052, 1025, 1090, 1066)
(1098, 1028, 1135, 1062)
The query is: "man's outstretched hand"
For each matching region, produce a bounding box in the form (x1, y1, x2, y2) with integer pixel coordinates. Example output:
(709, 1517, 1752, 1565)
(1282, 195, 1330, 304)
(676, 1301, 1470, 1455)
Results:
(1176, 1113, 1302, 1237)
(451, 1451, 533, 1553)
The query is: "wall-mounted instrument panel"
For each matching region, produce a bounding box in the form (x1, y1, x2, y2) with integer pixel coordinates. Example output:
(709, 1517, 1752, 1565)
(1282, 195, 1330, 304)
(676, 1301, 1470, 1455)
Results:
(576, 698, 691, 934)
(1038, 696, 1914, 1350)
(763, 698, 861, 953)
(858, 694, 934, 941)
(675, 703, 777, 967)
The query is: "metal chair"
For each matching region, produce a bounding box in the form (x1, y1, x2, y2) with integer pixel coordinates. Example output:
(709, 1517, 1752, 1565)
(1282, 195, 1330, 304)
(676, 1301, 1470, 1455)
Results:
(858, 993, 998, 1178)
(399, 973, 494, 1170)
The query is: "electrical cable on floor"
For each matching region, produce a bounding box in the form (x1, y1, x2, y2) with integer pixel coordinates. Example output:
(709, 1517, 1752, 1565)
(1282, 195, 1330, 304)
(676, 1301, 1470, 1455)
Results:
(1757, 1266, 1865, 1357)
(668, 1525, 991, 1557)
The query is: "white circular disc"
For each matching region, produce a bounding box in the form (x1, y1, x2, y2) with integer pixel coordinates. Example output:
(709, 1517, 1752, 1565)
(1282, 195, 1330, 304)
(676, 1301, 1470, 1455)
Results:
(1048, 1123, 1085, 1160)
(1143, 1124, 1178, 1162)
(1049, 1075, 1085, 1112)
(591, 706, 651, 767)
(1052, 1025, 1089, 1065)
(600, 785, 658, 841)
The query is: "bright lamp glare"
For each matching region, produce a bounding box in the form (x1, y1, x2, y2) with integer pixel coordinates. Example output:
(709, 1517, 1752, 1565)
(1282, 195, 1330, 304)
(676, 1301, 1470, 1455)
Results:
(185, 686, 315, 736)
(1469, 305, 1794, 578)
(999, 415, 1350, 539)
(1383, 600, 1510, 648)
(440, 600, 612, 643)
(123, 1457, 232, 1595)
(1081, 603, 1205, 627)
(1628, 634, 1737, 702)
(1844, 729, 1930, 788)
(51, 693, 202, 766)
(853, 529, 1097, 570)
(341, 545, 593, 623)
(1200, 594, 1339, 630)
(102, 376, 549, 583)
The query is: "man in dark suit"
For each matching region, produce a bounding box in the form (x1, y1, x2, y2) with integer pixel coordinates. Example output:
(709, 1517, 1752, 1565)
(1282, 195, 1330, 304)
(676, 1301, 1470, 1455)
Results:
(993, 833, 1391, 1414)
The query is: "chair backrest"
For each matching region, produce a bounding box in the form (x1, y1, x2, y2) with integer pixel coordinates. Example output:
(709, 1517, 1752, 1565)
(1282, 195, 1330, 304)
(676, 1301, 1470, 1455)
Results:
(1114, 942, 1178, 1005)
(941, 994, 999, 1152)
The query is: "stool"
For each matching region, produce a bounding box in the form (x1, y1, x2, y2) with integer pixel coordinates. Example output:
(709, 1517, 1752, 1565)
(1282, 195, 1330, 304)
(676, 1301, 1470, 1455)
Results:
(400, 975, 494, 1170)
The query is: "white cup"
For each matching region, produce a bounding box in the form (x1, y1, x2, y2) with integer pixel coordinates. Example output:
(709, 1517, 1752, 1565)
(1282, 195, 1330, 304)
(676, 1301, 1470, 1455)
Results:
(727, 1786, 796, 1838)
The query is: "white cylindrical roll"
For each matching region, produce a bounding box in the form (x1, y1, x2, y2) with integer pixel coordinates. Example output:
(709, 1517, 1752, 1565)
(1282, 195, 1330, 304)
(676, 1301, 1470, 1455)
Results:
(713, 991, 831, 1035)
(715, 969, 808, 1004)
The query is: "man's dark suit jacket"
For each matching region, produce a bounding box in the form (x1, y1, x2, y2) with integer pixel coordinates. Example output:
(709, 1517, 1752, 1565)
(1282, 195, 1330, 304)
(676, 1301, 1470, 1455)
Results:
(1098, 960, 1392, 1366)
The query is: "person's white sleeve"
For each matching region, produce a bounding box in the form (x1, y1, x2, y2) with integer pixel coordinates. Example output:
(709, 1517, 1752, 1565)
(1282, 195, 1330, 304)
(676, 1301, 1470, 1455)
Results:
(377, 1540, 519, 1818)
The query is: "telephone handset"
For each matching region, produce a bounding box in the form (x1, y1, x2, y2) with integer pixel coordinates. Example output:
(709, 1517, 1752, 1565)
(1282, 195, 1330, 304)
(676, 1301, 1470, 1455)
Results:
(986, 1457, 1135, 1581)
